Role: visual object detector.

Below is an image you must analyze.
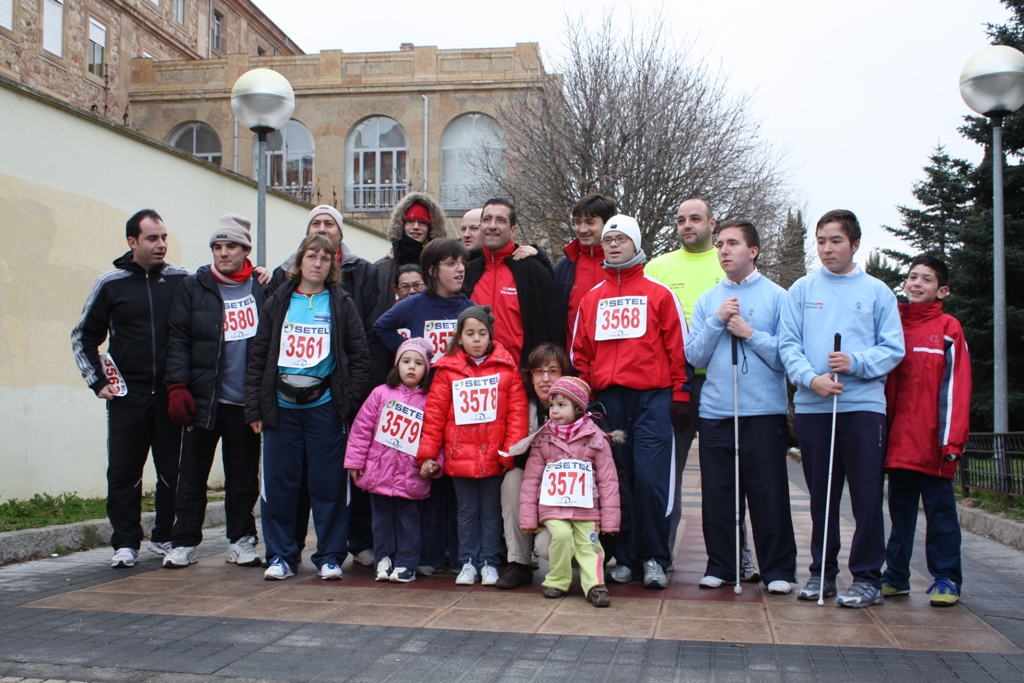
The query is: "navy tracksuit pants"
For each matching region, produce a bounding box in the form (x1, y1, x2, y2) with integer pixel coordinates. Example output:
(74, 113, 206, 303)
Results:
(882, 468, 962, 589)
(261, 401, 350, 570)
(370, 494, 421, 572)
(794, 411, 887, 588)
(599, 386, 674, 570)
(699, 414, 797, 585)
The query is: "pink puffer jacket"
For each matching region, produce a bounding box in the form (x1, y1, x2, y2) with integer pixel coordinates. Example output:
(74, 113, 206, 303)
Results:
(345, 383, 442, 500)
(519, 417, 620, 531)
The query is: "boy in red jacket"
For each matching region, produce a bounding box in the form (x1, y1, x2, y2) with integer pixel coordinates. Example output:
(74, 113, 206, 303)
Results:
(571, 214, 691, 589)
(881, 254, 971, 606)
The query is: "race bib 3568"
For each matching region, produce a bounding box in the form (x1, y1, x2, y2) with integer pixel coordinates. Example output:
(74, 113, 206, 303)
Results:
(595, 296, 648, 341)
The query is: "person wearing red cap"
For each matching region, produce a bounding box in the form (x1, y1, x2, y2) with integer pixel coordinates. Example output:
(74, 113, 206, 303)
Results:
(373, 193, 449, 318)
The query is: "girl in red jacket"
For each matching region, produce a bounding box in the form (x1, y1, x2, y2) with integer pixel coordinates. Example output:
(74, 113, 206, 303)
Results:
(518, 377, 620, 607)
(416, 305, 528, 586)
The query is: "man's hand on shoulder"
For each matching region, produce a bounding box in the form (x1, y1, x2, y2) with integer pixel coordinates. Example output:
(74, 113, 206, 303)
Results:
(512, 245, 538, 261)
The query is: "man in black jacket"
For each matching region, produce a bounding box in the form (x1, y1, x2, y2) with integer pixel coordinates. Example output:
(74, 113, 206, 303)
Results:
(462, 198, 564, 367)
(71, 209, 190, 569)
(162, 215, 267, 570)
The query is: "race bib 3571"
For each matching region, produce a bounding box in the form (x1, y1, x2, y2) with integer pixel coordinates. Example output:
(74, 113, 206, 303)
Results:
(538, 459, 594, 508)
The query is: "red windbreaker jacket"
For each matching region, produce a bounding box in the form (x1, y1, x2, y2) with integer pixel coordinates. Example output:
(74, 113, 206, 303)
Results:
(884, 301, 971, 480)
(570, 262, 691, 402)
(416, 343, 528, 478)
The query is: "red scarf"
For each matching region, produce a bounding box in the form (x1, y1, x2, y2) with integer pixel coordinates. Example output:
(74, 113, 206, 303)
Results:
(211, 259, 254, 285)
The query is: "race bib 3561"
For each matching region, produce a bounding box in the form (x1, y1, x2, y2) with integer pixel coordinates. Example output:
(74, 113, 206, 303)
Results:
(278, 322, 330, 369)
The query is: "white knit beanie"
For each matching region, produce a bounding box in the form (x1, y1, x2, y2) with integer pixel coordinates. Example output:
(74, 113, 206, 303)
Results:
(603, 214, 642, 254)
(307, 205, 344, 233)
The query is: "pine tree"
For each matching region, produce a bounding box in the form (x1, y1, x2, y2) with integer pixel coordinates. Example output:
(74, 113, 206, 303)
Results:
(770, 209, 808, 290)
(880, 145, 973, 267)
(943, 0, 1024, 431)
(864, 249, 904, 296)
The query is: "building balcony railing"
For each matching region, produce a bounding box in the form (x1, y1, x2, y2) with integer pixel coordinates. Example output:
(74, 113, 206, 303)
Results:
(347, 183, 409, 211)
(440, 183, 492, 211)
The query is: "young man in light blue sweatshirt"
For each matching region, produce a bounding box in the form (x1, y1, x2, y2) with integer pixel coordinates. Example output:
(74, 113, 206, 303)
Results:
(686, 220, 797, 595)
(780, 209, 905, 608)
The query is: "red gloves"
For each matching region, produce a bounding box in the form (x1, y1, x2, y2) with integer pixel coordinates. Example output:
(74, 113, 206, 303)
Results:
(167, 383, 196, 424)
(670, 401, 691, 433)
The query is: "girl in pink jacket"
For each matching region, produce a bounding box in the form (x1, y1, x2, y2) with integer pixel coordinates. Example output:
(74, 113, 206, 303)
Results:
(519, 377, 620, 607)
(345, 337, 440, 583)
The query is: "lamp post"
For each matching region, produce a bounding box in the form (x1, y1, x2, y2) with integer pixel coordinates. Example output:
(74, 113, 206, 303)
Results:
(231, 68, 295, 267)
(960, 45, 1024, 434)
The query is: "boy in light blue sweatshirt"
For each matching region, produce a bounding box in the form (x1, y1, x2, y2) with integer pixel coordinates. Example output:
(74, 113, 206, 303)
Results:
(686, 220, 797, 595)
(779, 209, 905, 608)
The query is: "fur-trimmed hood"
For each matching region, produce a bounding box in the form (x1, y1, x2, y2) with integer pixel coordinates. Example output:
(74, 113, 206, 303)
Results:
(386, 192, 449, 243)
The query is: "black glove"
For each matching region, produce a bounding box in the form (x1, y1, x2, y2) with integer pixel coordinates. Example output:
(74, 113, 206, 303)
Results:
(670, 401, 691, 433)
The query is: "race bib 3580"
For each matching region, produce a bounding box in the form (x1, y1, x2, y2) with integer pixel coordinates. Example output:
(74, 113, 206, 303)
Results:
(223, 295, 258, 341)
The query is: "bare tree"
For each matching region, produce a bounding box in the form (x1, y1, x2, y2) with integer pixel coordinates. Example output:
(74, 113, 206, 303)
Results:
(479, 9, 793, 259)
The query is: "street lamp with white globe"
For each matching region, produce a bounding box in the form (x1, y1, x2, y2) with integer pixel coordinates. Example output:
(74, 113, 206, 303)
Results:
(231, 68, 295, 267)
(959, 45, 1024, 433)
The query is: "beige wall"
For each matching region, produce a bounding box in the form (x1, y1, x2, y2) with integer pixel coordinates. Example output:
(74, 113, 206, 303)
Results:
(0, 77, 388, 501)
(128, 44, 548, 234)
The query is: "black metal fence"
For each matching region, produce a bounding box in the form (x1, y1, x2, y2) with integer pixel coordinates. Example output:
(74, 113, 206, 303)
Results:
(955, 432, 1024, 500)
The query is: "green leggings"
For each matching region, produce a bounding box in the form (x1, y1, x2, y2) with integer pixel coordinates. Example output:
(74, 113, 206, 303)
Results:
(542, 519, 605, 594)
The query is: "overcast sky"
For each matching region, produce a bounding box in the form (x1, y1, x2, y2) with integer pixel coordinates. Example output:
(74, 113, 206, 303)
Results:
(256, 0, 1009, 265)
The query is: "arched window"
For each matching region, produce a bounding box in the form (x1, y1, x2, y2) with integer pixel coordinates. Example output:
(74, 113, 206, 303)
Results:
(440, 113, 505, 209)
(255, 120, 315, 202)
(346, 116, 408, 210)
(167, 121, 222, 166)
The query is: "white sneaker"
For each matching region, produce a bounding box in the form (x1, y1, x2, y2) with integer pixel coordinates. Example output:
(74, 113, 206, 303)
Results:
(353, 549, 375, 566)
(480, 563, 499, 586)
(376, 556, 394, 582)
(699, 575, 725, 588)
(264, 557, 295, 580)
(147, 540, 172, 556)
(768, 580, 793, 594)
(318, 563, 343, 580)
(455, 561, 478, 585)
(226, 536, 262, 566)
(162, 546, 197, 568)
(110, 547, 137, 568)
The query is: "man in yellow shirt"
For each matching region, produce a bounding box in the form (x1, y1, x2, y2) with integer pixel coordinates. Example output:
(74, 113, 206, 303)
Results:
(646, 198, 756, 580)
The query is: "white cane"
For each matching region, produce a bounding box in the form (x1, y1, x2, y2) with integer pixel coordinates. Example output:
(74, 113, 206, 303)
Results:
(732, 334, 742, 595)
(817, 333, 842, 606)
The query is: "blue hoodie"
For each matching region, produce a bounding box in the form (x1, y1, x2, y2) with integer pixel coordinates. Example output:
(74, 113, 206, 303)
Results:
(779, 267, 905, 415)
(686, 275, 788, 419)
(373, 292, 476, 357)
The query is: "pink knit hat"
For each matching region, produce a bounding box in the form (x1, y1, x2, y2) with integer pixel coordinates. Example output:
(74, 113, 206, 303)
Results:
(396, 337, 433, 366)
(549, 377, 590, 413)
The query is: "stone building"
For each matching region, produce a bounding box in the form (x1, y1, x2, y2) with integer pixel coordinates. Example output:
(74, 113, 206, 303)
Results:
(127, 42, 549, 236)
(0, 0, 301, 125)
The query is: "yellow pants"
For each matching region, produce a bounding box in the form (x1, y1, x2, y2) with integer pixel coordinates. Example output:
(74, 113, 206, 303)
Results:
(542, 519, 605, 594)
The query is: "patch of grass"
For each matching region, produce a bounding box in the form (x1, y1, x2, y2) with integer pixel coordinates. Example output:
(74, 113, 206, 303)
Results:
(0, 493, 108, 532)
(958, 491, 1024, 524)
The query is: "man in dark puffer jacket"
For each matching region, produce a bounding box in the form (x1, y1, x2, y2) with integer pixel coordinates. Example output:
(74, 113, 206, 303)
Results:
(163, 215, 268, 569)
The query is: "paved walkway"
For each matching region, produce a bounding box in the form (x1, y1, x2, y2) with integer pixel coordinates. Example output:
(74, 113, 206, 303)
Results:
(2, 456, 1024, 682)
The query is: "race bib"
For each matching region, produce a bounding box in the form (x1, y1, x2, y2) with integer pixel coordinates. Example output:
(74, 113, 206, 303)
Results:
(595, 296, 648, 341)
(373, 399, 423, 457)
(223, 295, 258, 341)
(99, 353, 128, 397)
(539, 459, 594, 508)
(397, 328, 412, 340)
(453, 373, 499, 425)
(424, 319, 458, 362)
(278, 322, 331, 368)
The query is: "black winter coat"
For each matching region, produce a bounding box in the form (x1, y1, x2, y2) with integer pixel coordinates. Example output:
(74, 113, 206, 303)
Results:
(165, 267, 268, 430)
(244, 280, 370, 428)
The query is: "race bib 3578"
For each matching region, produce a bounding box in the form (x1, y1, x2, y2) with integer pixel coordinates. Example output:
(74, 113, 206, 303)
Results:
(453, 373, 500, 425)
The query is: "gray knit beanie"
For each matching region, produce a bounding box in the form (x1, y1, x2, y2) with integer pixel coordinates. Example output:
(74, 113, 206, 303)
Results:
(210, 213, 252, 248)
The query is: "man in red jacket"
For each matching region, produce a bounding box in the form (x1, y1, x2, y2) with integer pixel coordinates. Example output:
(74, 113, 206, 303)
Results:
(880, 254, 971, 606)
(571, 214, 691, 589)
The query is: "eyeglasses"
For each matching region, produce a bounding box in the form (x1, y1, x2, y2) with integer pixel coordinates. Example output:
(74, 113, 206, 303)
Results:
(530, 367, 563, 379)
(601, 234, 632, 246)
(303, 253, 332, 265)
(397, 281, 425, 293)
